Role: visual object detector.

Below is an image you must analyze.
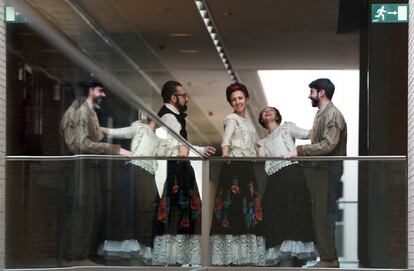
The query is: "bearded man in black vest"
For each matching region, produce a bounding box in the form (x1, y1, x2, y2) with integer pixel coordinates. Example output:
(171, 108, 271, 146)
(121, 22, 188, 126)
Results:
(152, 80, 215, 266)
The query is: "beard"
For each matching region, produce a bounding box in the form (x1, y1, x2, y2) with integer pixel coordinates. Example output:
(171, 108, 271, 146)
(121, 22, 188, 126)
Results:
(310, 96, 319, 107)
(176, 102, 187, 112)
(93, 97, 102, 105)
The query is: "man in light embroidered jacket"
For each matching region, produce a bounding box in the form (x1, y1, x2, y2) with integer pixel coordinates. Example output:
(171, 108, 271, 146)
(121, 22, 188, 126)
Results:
(285, 78, 347, 268)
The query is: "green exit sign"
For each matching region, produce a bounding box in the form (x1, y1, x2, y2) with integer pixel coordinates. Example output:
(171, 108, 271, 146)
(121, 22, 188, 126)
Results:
(4, 6, 29, 23)
(372, 4, 408, 23)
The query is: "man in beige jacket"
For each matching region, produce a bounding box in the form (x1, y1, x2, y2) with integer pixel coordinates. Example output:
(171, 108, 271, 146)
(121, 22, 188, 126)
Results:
(63, 81, 131, 265)
(285, 78, 347, 268)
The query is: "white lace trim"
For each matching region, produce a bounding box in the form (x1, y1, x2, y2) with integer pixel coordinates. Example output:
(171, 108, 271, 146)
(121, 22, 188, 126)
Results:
(98, 239, 152, 261)
(265, 160, 298, 176)
(265, 240, 317, 265)
(128, 160, 157, 175)
(260, 122, 303, 175)
(152, 234, 201, 266)
(229, 148, 257, 157)
(210, 234, 266, 266)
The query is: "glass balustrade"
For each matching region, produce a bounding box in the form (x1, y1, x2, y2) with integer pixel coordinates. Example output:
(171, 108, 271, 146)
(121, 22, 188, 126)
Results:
(5, 156, 407, 269)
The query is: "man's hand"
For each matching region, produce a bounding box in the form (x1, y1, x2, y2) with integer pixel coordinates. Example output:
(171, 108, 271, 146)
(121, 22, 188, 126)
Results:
(284, 149, 297, 159)
(119, 148, 133, 157)
(203, 146, 216, 157)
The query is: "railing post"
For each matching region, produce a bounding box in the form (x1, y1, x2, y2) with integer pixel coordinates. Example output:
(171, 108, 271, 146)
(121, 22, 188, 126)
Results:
(201, 159, 210, 267)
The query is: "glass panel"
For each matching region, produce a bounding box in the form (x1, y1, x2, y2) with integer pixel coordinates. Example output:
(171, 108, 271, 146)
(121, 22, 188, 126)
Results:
(6, 157, 204, 268)
(207, 158, 407, 269)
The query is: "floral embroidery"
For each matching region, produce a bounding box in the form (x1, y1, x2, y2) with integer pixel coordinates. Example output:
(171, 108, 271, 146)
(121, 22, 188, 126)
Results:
(172, 184, 179, 194)
(231, 176, 240, 193)
(190, 194, 201, 212)
(222, 218, 230, 228)
(254, 196, 263, 222)
(157, 196, 168, 222)
(157, 175, 201, 227)
(214, 196, 223, 211)
(180, 218, 190, 228)
(213, 173, 263, 230)
(231, 184, 240, 193)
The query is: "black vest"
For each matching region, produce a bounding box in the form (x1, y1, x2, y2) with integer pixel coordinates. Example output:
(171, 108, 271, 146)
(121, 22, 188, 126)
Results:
(157, 105, 187, 140)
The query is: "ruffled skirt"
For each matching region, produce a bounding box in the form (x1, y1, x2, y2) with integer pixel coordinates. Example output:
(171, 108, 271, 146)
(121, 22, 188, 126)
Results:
(260, 163, 317, 263)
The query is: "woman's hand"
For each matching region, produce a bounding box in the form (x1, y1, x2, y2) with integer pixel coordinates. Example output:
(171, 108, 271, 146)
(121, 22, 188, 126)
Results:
(178, 145, 189, 157)
(221, 145, 230, 157)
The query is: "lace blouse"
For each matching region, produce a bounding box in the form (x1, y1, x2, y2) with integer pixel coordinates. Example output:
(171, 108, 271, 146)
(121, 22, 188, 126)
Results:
(221, 113, 257, 157)
(257, 122, 309, 175)
(106, 121, 179, 174)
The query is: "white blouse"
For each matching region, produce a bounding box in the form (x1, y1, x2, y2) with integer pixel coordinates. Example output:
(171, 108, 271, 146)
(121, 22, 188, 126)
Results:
(106, 121, 179, 174)
(221, 113, 257, 157)
(257, 122, 309, 175)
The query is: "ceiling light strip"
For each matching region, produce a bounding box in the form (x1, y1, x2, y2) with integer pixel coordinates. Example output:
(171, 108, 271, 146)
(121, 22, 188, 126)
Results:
(194, 0, 237, 82)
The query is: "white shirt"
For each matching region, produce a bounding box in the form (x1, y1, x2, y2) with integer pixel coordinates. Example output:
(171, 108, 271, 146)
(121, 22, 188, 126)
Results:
(159, 103, 205, 155)
(221, 113, 257, 157)
(257, 122, 309, 175)
(107, 121, 179, 174)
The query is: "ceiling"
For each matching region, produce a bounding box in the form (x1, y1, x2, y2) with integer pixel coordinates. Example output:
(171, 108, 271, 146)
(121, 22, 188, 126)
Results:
(11, 0, 359, 146)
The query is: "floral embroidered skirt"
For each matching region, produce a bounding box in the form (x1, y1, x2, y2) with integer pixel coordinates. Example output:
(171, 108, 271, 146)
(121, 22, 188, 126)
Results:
(210, 161, 265, 266)
(152, 161, 202, 265)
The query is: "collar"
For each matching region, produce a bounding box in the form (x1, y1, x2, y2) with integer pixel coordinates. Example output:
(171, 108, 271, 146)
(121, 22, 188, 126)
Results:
(165, 103, 180, 115)
(316, 101, 333, 116)
(87, 99, 94, 111)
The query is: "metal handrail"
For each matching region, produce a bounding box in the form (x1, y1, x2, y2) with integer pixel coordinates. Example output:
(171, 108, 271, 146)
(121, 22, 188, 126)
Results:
(5, 155, 407, 161)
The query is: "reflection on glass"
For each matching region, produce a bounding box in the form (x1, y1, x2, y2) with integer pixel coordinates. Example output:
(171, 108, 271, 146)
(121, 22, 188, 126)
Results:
(6, 158, 203, 268)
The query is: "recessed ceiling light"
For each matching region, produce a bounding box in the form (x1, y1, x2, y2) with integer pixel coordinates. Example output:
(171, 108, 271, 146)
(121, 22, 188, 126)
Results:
(180, 49, 200, 53)
(169, 33, 192, 37)
(195, 1, 204, 9)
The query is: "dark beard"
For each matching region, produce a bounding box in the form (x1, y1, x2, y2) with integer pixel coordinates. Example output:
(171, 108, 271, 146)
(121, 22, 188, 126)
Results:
(93, 97, 102, 105)
(177, 103, 187, 112)
(310, 97, 319, 107)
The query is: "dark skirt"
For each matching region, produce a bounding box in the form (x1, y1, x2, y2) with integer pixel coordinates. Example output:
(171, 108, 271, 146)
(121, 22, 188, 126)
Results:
(210, 161, 263, 235)
(154, 161, 201, 235)
(260, 163, 315, 248)
(106, 163, 159, 248)
(132, 165, 159, 247)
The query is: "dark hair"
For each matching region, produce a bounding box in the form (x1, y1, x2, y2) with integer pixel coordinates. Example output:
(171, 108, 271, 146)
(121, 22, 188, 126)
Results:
(258, 107, 282, 128)
(80, 80, 104, 96)
(225, 82, 249, 104)
(161, 80, 183, 103)
(308, 78, 335, 100)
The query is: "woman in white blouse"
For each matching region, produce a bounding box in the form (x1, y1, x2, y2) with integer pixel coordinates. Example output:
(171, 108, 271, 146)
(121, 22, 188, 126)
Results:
(257, 106, 316, 267)
(210, 83, 265, 266)
(100, 119, 179, 262)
